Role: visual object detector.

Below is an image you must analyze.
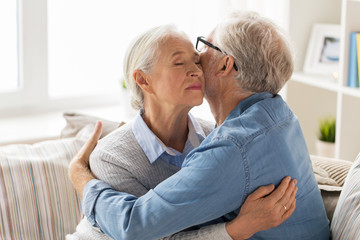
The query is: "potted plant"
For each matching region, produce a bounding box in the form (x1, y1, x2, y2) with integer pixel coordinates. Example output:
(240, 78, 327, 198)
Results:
(121, 78, 127, 90)
(316, 116, 336, 158)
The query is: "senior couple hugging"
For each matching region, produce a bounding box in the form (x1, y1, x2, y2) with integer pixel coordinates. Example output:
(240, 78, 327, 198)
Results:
(67, 11, 330, 240)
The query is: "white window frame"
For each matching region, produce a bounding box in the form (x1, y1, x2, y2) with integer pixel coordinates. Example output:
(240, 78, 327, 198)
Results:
(0, 0, 120, 117)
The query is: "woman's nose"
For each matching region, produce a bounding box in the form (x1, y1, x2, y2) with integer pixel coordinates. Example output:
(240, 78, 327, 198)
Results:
(189, 64, 203, 77)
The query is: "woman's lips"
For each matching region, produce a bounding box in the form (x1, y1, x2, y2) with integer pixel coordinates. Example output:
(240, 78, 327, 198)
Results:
(186, 83, 202, 90)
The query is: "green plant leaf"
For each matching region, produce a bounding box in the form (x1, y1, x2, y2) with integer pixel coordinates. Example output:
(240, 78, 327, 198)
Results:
(120, 78, 127, 89)
(318, 116, 336, 143)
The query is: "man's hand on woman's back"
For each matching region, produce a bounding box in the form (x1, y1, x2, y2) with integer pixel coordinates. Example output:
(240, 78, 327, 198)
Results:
(226, 176, 298, 240)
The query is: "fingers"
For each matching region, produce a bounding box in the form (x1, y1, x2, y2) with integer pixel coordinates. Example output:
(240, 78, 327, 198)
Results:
(282, 198, 296, 221)
(284, 182, 297, 210)
(88, 121, 103, 148)
(247, 184, 275, 200)
(78, 121, 103, 159)
(265, 176, 291, 203)
(277, 179, 297, 211)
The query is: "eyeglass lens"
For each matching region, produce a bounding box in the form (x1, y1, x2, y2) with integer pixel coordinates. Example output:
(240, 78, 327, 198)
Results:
(196, 40, 206, 52)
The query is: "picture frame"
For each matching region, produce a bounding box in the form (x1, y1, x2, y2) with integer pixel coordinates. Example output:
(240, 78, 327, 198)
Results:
(303, 23, 341, 76)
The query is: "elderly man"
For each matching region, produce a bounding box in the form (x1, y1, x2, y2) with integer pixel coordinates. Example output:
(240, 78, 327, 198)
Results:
(70, 11, 330, 240)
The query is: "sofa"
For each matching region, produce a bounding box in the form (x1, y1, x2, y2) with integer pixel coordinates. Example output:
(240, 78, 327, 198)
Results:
(0, 113, 359, 239)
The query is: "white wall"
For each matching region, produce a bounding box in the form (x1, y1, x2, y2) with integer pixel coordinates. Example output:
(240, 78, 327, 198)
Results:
(288, 0, 342, 72)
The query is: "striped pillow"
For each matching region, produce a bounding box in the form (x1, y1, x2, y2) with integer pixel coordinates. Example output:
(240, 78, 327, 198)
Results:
(331, 153, 360, 239)
(311, 155, 353, 192)
(0, 126, 91, 240)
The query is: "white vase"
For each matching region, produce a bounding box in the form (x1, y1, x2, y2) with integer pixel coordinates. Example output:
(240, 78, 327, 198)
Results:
(315, 139, 335, 158)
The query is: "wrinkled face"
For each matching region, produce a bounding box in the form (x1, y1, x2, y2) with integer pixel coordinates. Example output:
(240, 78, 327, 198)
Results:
(198, 36, 220, 100)
(146, 35, 204, 109)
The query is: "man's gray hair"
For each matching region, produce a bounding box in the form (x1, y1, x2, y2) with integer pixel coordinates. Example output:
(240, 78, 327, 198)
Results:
(123, 25, 188, 110)
(212, 11, 294, 94)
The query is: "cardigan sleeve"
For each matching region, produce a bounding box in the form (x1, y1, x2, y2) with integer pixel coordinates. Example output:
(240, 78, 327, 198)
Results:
(161, 223, 232, 240)
(90, 148, 149, 197)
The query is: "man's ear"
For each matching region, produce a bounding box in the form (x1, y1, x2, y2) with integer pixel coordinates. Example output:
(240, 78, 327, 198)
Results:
(133, 70, 153, 94)
(216, 56, 236, 77)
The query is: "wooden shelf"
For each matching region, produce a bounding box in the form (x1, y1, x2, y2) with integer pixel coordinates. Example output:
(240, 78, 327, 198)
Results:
(291, 72, 338, 92)
(341, 86, 360, 98)
(287, 0, 360, 161)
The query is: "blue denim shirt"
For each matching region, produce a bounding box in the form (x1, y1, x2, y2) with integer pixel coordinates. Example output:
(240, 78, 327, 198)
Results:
(83, 93, 330, 240)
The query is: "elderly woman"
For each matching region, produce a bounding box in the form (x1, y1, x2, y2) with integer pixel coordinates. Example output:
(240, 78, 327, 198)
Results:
(68, 24, 297, 240)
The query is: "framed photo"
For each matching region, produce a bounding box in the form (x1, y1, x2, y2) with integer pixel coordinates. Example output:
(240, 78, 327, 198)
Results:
(303, 23, 341, 76)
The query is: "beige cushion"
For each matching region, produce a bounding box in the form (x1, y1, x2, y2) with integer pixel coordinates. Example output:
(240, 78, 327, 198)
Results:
(61, 112, 124, 139)
(0, 126, 92, 240)
(311, 155, 353, 222)
(331, 153, 360, 239)
(311, 155, 352, 191)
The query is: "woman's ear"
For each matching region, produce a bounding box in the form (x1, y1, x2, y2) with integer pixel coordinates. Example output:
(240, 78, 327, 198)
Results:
(216, 56, 236, 77)
(133, 70, 153, 94)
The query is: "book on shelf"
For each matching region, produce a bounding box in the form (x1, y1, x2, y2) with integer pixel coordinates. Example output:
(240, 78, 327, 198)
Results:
(357, 33, 360, 87)
(348, 32, 359, 88)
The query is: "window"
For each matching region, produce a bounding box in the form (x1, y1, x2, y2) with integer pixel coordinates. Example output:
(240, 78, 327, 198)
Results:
(0, 0, 19, 92)
(0, 0, 288, 116)
(47, 0, 220, 98)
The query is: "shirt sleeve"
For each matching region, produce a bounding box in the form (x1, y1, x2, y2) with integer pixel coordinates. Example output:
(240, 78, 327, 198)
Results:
(83, 138, 247, 240)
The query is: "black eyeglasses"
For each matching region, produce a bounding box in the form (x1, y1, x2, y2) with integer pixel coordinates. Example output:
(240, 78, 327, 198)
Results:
(196, 36, 238, 71)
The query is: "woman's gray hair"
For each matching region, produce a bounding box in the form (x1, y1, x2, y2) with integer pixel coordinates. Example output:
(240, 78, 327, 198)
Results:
(212, 11, 294, 94)
(123, 24, 188, 110)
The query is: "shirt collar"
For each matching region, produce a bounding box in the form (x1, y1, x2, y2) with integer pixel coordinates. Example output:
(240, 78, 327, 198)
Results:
(132, 110, 206, 164)
(227, 92, 274, 119)
(187, 113, 206, 147)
